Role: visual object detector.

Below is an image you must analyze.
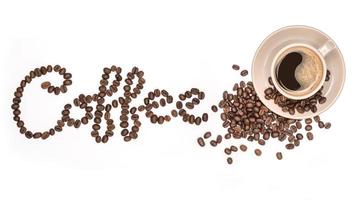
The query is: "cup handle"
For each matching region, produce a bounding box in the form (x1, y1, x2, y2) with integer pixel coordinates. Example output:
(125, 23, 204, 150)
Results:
(318, 40, 336, 57)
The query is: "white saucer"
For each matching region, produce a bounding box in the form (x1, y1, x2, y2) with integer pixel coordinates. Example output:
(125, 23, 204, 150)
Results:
(252, 25, 345, 119)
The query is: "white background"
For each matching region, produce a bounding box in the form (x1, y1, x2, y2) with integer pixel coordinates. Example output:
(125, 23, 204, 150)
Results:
(1, 1, 355, 200)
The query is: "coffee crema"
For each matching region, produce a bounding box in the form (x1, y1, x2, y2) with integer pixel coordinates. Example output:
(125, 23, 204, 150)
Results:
(275, 46, 324, 97)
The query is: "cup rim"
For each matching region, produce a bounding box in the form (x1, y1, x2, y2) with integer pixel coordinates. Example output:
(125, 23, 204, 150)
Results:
(270, 43, 327, 100)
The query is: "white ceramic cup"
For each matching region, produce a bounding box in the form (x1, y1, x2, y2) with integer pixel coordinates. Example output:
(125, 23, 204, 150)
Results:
(270, 41, 335, 100)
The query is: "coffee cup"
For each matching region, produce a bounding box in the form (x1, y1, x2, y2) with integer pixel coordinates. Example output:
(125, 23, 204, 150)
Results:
(270, 41, 335, 100)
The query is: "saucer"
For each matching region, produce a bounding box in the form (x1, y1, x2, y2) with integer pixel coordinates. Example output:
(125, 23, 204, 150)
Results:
(252, 25, 345, 119)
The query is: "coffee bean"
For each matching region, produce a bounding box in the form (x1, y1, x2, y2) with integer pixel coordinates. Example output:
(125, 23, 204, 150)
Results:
(318, 121, 325, 128)
(296, 121, 302, 129)
(74, 120, 81, 128)
(202, 113, 208, 122)
(224, 148, 231, 155)
(210, 140, 217, 147)
(264, 88, 273, 95)
(123, 136, 131, 142)
(178, 94, 186, 101)
(158, 116, 164, 124)
(230, 145, 238, 152)
(33, 132, 42, 139)
(195, 117, 202, 125)
(254, 149, 262, 156)
(258, 139, 265, 146)
(227, 157, 233, 164)
(41, 81, 51, 89)
(240, 144, 247, 152)
(305, 125, 312, 131)
(296, 133, 303, 140)
(171, 110, 178, 117)
(324, 122, 331, 129)
(211, 105, 218, 112)
(305, 118, 312, 124)
(285, 143, 294, 150)
(186, 102, 194, 109)
(159, 98, 166, 107)
(102, 135, 109, 143)
(176, 101, 183, 109)
(203, 131, 211, 139)
(197, 137, 205, 147)
(95, 136, 101, 143)
(319, 97, 327, 104)
(232, 64, 240, 71)
(276, 152, 283, 160)
(307, 132, 314, 140)
(313, 116, 320, 122)
(240, 70, 248, 77)
(164, 115, 171, 122)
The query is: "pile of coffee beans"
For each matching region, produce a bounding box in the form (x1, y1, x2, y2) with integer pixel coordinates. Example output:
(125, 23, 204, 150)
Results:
(197, 65, 331, 164)
(12, 64, 332, 166)
(264, 70, 330, 115)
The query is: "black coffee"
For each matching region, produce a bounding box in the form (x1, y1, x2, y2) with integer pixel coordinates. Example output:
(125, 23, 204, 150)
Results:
(276, 52, 302, 91)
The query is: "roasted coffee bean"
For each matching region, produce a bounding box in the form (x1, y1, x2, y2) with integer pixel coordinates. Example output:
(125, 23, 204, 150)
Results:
(202, 113, 208, 122)
(305, 125, 312, 131)
(285, 143, 295, 150)
(318, 121, 325, 128)
(138, 105, 145, 111)
(158, 116, 164, 124)
(254, 149, 262, 156)
(95, 136, 101, 143)
(264, 88, 273, 95)
(171, 110, 178, 117)
(324, 122, 331, 129)
(188, 115, 195, 124)
(224, 148, 231, 155)
(178, 94, 186, 101)
(192, 98, 200, 105)
(258, 139, 265, 146)
(123, 136, 131, 142)
(230, 145, 238, 152)
(102, 135, 109, 143)
(216, 135, 222, 144)
(232, 64, 240, 71)
(159, 98, 166, 107)
(150, 115, 158, 123)
(41, 132, 50, 140)
(33, 132, 42, 139)
(296, 133, 303, 140)
(227, 157, 233, 164)
(41, 81, 51, 89)
(307, 132, 314, 140)
(276, 152, 283, 160)
(296, 121, 302, 129)
(313, 116, 320, 122)
(197, 137, 205, 147)
(210, 140, 217, 147)
(305, 118, 313, 124)
(240, 144, 247, 152)
(186, 102, 194, 109)
(195, 117, 202, 125)
(164, 115, 171, 122)
(74, 120, 81, 128)
(211, 105, 218, 112)
(319, 97, 327, 104)
(240, 70, 248, 76)
(203, 131, 211, 139)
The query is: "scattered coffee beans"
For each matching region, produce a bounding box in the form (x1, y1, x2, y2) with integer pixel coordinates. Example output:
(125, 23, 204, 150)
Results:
(197, 66, 332, 165)
(12, 64, 333, 166)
